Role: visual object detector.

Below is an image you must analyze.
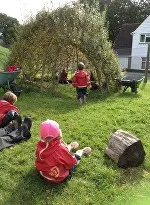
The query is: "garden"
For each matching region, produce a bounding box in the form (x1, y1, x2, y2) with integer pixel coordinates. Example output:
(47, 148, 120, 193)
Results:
(0, 1, 150, 204)
(0, 81, 150, 205)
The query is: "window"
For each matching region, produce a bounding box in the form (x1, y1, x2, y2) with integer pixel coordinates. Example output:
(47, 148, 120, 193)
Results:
(140, 34, 150, 43)
(141, 57, 150, 69)
(140, 35, 145, 42)
(146, 36, 150, 43)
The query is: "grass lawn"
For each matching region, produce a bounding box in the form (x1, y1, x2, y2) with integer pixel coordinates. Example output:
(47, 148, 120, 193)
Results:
(1, 82, 150, 205)
(0, 46, 10, 71)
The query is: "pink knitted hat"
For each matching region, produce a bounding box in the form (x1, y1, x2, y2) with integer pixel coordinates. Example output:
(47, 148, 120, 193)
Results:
(40, 120, 60, 139)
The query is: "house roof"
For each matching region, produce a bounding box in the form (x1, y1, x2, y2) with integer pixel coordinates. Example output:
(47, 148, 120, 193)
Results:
(133, 15, 150, 34)
(113, 23, 140, 55)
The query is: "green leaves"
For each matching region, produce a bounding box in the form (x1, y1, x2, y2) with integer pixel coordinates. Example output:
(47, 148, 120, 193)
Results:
(0, 13, 19, 46)
(106, 0, 150, 42)
(11, 2, 121, 93)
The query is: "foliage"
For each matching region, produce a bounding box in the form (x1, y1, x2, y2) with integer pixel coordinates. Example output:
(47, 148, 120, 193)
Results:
(106, 0, 150, 42)
(0, 13, 19, 46)
(0, 81, 150, 205)
(0, 45, 11, 71)
(79, 0, 111, 11)
(11, 3, 121, 93)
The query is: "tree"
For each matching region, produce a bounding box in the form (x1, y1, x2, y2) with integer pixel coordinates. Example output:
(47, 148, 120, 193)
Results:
(138, 0, 150, 21)
(106, 0, 150, 42)
(0, 13, 19, 46)
(79, 0, 111, 11)
(11, 3, 121, 93)
(106, 0, 139, 42)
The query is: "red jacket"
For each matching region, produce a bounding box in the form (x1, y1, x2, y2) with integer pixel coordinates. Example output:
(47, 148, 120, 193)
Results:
(7, 65, 17, 72)
(72, 70, 90, 88)
(35, 139, 77, 183)
(0, 100, 19, 124)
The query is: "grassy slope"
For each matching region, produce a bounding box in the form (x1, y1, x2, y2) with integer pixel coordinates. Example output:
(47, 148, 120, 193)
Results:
(0, 46, 10, 71)
(0, 82, 150, 205)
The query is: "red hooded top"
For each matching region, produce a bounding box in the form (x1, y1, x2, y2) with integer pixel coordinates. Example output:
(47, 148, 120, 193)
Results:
(0, 100, 19, 124)
(35, 139, 77, 183)
(7, 65, 17, 72)
(72, 70, 90, 88)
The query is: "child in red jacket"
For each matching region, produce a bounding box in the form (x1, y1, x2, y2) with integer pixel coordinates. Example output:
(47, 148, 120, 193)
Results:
(0, 91, 22, 128)
(72, 62, 91, 104)
(35, 119, 91, 183)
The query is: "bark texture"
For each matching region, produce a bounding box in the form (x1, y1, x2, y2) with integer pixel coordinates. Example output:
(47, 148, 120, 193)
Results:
(105, 130, 146, 168)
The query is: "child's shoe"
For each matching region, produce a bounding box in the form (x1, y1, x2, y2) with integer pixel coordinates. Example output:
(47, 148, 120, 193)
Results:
(13, 114, 22, 129)
(75, 147, 92, 157)
(22, 117, 32, 130)
(70, 142, 79, 149)
(79, 98, 83, 104)
(83, 95, 87, 104)
(82, 147, 92, 156)
(67, 142, 79, 152)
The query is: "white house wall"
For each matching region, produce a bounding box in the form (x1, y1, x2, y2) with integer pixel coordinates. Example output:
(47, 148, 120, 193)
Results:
(131, 15, 150, 69)
(131, 56, 142, 70)
(118, 56, 129, 69)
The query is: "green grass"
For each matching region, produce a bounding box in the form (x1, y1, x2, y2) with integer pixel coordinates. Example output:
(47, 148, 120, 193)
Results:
(0, 46, 10, 71)
(1, 82, 150, 205)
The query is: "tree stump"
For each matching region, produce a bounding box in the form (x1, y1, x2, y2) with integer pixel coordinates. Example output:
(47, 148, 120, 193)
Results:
(105, 130, 146, 168)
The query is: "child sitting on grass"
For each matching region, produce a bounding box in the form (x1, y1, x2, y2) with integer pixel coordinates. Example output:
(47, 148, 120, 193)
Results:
(0, 91, 22, 128)
(35, 119, 91, 183)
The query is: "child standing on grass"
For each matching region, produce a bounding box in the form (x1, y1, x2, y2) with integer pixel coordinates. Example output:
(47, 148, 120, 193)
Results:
(0, 91, 22, 128)
(35, 119, 91, 183)
(72, 62, 91, 104)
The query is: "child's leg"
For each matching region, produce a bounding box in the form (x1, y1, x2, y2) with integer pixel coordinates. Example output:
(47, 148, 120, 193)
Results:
(64, 154, 81, 181)
(82, 88, 87, 103)
(0, 110, 22, 128)
(67, 142, 79, 152)
(76, 88, 83, 104)
(75, 147, 92, 157)
(64, 148, 91, 182)
(22, 117, 32, 131)
(83, 95, 87, 103)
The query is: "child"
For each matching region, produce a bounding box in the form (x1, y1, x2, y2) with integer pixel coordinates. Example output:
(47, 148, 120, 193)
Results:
(72, 62, 91, 104)
(59, 69, 69, 84)
(35, 119, 91, 183)
(0, 91, 22, 128)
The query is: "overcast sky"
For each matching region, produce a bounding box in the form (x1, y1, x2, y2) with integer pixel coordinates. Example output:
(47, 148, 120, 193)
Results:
(0, 0, 77, 24)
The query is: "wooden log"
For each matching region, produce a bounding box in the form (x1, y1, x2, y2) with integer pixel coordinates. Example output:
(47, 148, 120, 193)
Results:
(105, 130, 146, 168)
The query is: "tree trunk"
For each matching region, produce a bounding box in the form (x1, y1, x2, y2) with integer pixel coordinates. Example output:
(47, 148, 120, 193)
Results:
(105, 130, 146, 168)
(96, 67, 103, 92)
(40, 66, 46, 92)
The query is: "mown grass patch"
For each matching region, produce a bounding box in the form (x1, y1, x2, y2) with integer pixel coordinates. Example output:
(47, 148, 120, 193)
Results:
(0, 82, 150, 205)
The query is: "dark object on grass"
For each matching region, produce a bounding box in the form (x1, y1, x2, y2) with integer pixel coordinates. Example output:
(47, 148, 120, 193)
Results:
(0, 117, 32, 151)
(90, 82, 99, 90)
(115, 75, 144, 93)
(22, 117, 32, 131)
(90, 71, 99, 90)
(105, 130, 145, 168)
(59, 69, 69, 84)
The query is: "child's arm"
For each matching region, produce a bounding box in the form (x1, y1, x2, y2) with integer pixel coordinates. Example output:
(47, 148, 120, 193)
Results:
(72, 75, 77, 87)
(61, 140, 79, 152)
(57, 147, 78, 169)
